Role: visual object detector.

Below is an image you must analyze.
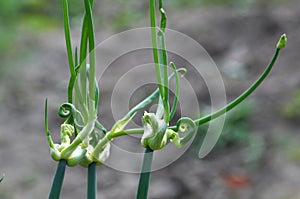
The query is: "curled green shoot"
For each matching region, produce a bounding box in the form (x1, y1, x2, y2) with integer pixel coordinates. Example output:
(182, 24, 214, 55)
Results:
(45, 99, 56, 152)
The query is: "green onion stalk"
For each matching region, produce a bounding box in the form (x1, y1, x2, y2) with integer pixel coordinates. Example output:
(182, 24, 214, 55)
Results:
(135, 0, 287, 199)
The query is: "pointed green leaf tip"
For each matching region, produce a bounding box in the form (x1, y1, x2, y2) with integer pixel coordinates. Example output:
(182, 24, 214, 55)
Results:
(277, 34, 287, 49)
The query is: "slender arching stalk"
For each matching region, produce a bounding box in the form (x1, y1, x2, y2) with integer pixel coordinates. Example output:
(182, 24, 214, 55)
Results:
(194, 48, 281, 126)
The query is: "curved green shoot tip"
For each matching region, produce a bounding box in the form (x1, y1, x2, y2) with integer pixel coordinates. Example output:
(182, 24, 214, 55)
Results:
(277, 34, 287, 49)
(0, 174, 4, 183)
(44, 99, 55, 149)
(194, 36, 284, 126)
(169, 62, 181, 120)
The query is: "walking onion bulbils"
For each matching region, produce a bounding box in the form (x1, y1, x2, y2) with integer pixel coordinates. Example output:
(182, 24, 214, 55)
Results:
(141, 113, 197, 150)
(45, 100, 110, 167)
(45, 0, 287, 198)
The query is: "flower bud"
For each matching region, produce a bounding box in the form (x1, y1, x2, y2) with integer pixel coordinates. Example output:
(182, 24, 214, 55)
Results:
(141, 112, 167, 150)
(277, 34, 287, 49)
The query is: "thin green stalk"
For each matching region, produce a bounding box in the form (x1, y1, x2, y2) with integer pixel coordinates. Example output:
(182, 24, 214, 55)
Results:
(169, 62, 181, 120)
(62, 0, 76, 103)
(108, 68, 186, 136)
(79, 0, 94, 110)
(48, 160, 67, 199)
(87, 163, 97, 199)
(113, 128, 144, 138)
(149, 0, 164, 106)
(62, 0, 75, 75)
(79, 17, 88, 106)
(136, 148, 153, 199)
(194, 48, 281, 126)
(158, 0, 169, 122)
(83, 0, 96, 111)
(157, 30, 169, 121)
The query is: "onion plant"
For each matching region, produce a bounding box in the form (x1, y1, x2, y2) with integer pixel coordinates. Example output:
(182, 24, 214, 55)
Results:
(44, 0, 286, 198)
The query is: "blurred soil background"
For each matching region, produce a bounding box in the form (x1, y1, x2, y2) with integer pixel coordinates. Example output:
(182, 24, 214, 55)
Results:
(1, 0, 300, 198)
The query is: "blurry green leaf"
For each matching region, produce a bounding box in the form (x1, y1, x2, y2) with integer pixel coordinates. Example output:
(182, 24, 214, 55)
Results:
(245, 134, 265, 163)
(0, 174, 4, 183)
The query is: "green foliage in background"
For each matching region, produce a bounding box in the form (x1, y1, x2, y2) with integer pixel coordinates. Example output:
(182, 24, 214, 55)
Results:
(283, 90, 300, 120)
(166, 0, 290, 8)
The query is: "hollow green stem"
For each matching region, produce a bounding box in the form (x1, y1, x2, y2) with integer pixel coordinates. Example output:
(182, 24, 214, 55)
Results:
(158, 0, 169, 122)
(169, 62, 181, 120)
(113, 128, 144, 138)
(109, 68, 185, 135)
(62, 0, 76, 103)
(87, 163, 97, 199)
(149, 0, 165, 107)
(79, 0, 95, 110)
(158, 30, 170, 122)
(62, 0, 75, 75)
(84, 0, 96, 112)
(136, 147, 153, 199)
(48, 160, 67, 199)
(194, 48, 281, 126)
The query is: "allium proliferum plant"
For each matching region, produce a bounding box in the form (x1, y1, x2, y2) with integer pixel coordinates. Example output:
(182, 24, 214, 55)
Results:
(44, 0, 287, 198)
